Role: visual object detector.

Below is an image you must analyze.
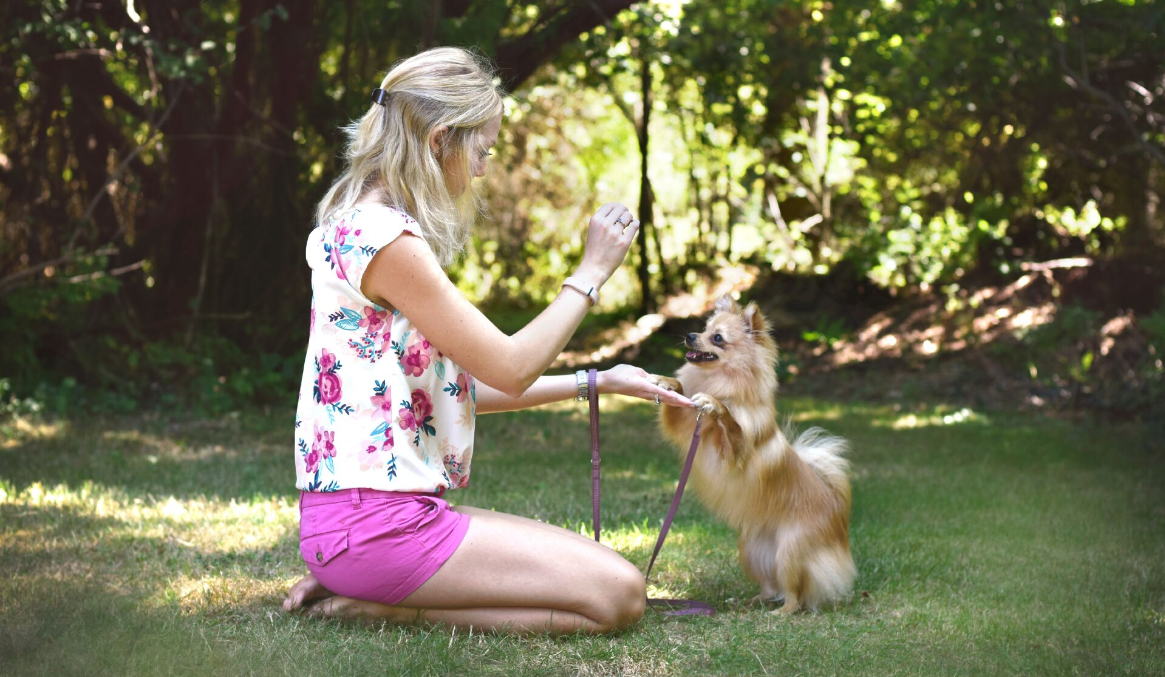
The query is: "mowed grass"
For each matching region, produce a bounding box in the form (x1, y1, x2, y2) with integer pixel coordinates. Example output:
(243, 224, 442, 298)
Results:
(1, 398, 1162, 677)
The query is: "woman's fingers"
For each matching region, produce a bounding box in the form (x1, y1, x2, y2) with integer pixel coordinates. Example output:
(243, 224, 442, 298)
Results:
(650, 385, 694, 407)
(621, 220, 640, 244)
(609, 204, 631, 223)
(608, 366, 694, 407)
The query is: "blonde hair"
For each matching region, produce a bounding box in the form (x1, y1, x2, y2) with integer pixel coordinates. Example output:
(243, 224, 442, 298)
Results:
(315, 47, 504, 266)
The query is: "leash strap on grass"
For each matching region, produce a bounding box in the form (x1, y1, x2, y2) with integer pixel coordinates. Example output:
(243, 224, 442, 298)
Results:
(587, 374, 715, 617)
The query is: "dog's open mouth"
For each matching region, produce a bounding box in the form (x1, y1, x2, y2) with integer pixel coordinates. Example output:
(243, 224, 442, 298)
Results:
(685, 350, 719, 363)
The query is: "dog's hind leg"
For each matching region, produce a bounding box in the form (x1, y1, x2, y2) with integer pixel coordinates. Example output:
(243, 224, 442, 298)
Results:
(740, 532, 784, 607)
(770, 542, 810, 615)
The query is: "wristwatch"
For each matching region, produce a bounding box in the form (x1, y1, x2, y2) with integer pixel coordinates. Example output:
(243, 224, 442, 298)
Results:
(562, 277, 600, 306)
(575, 370, 589, 401)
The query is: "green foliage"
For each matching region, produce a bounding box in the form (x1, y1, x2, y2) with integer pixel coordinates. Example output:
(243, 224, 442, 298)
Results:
(801, 314, 849, 348)
(2, 0, 1161, 410)
(989, 304, 1101, 389)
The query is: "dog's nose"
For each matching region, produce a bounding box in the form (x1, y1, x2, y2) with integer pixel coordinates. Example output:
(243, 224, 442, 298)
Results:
(685, 333, 697, 346)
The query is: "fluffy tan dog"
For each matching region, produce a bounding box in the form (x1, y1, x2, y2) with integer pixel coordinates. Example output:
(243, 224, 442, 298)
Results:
(652, 295, 855, 614)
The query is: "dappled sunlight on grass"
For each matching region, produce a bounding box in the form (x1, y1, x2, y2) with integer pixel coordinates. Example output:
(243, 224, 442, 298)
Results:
(881, 407, 989, 430)
(154, 573, 287, 617)
(0, 403, 1161, 676)
(0, 415, 67, 449)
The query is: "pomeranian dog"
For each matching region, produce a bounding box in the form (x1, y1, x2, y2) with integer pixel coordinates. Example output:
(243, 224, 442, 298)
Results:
(651, 295, 855, 614)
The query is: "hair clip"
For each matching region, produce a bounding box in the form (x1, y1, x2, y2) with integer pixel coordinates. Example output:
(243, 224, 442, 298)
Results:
(371, 88, 389, 106)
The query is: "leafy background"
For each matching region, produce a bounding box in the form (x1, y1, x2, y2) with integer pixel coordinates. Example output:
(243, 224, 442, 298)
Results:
(0, 0, 1162, 421)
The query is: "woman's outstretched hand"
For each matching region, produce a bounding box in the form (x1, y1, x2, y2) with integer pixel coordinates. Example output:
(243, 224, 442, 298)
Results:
(599, 364, 695, 407)
(573, 203, 640, 289)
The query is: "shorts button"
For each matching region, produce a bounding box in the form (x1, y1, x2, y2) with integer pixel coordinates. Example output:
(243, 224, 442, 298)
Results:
(316, 550, 323, 562)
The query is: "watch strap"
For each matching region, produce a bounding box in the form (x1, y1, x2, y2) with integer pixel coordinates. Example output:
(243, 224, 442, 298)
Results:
(562, 277, 599, 306)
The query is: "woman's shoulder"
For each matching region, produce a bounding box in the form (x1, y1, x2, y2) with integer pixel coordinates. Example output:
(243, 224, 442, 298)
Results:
(348, 202, 422, 233)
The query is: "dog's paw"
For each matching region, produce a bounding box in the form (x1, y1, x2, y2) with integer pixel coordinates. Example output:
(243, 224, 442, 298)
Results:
(691, 393, 719, 417)
(649, 375, 683, 394)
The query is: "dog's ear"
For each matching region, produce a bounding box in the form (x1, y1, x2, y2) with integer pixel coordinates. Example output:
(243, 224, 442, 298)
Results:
(743, 301, 769, 334)
(714, 294, 738, 313)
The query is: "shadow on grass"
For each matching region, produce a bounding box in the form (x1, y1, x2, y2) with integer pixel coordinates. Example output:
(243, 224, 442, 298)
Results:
(2, 400, 1163, 676)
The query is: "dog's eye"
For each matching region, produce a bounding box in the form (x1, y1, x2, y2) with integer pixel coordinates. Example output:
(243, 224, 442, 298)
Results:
(712, 333, 724, 345)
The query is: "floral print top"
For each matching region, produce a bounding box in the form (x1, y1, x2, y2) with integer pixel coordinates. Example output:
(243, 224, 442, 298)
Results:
(294, 204, 475, 494)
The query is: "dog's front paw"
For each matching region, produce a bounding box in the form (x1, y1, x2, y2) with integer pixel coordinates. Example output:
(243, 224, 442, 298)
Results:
(649, 375, 683, 394)
(691, 393, 721, 418)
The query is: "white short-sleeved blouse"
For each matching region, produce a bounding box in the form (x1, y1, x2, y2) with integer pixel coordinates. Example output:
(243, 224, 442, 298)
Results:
(294, 204, 475, 494)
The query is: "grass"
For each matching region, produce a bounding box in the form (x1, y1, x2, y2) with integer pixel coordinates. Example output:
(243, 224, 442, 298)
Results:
(1, 397, 1162, 676)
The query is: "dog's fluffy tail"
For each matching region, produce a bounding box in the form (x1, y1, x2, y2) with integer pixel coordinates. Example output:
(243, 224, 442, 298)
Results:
(786, 423, 851, 501)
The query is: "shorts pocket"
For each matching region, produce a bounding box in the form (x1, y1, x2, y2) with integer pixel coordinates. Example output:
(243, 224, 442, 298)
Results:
(387, 496, 444, 536)
(300, 528, 349, 567)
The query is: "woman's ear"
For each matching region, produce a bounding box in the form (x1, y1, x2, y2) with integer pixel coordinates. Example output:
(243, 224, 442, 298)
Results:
(428, 125, 450, 155)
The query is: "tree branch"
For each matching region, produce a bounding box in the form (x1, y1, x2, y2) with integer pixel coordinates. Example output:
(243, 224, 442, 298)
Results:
(494, 0, 636, 91)
(1057, 42, 1165, 169)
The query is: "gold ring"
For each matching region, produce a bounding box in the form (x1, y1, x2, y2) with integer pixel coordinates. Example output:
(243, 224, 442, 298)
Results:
(654, 393, 661, 406)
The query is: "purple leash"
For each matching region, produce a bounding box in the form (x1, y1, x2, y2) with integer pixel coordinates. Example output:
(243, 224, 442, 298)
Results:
(587, 369, 716, 617)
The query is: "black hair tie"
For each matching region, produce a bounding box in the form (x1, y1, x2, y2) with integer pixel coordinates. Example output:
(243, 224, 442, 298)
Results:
(371, 88, 389, 106)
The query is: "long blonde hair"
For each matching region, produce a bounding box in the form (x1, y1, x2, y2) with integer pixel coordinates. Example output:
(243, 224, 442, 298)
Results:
(315, 47, 504, 266)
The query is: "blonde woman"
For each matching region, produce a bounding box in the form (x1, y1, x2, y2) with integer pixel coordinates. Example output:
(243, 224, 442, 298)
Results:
(283, 47, 694, 635)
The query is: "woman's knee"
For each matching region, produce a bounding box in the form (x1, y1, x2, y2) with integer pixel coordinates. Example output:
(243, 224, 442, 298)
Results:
(591, 558, 646, 632)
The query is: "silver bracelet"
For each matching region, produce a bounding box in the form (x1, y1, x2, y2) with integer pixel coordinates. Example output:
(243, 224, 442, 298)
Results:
(575, 370, 589, 401)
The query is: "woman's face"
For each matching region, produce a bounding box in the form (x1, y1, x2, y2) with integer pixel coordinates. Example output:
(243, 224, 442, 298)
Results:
(440, 112, 502, 196)
(471, 113, 502, 179)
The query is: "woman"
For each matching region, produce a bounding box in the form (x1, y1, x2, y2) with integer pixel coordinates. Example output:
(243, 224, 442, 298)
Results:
(283, 47, 694, 635)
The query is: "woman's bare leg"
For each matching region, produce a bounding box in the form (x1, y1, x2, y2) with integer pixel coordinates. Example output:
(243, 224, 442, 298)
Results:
(302, 505, 647, 635)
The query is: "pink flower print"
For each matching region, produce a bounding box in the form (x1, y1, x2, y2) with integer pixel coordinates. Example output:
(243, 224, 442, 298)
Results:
(310, 304, 316, 336)
(411, 389, 433, 422)
(304, 448, 321, 474)
(319, 348, 337, 373)
(336, 222, 351, 246)
(317, 371, 342, 404)
(365, 444, 377, 454)
(398, 389, 433, 436)
(398, 408, 416, 431)
(382, 427, 394, 451)
(320, 429, 336, 459)
(312, 422, 334, 454)
(455, 372, 470, 403)
(444, 454, 470, 488)
(359, 306, 387, 332)
(401, 343, 431, 377)
(370, 389, 394, 423)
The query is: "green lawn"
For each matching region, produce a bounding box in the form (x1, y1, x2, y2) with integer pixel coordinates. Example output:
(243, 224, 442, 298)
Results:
(1, 398, 1162, 676)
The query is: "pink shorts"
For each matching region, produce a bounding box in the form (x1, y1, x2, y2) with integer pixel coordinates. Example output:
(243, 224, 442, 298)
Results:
(298, 488, 470, 606)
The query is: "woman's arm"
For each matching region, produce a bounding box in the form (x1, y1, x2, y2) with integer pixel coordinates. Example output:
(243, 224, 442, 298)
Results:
(361, 204, 638, 398)
(475, 365, 695, 414)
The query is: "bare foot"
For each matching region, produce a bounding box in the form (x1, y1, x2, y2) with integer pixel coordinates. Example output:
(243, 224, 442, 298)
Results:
(283, 572, 333, 612)
(306, 595, 412, 624)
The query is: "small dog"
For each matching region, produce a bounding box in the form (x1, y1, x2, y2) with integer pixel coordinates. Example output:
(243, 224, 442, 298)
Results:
(652, 295, 855, 614)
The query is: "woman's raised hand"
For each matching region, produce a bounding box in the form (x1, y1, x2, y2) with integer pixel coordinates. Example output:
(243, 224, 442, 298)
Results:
(574, 203, 640, 289)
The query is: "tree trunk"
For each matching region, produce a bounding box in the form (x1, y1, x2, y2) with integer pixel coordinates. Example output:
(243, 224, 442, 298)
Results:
(636, 51, 655, 314)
